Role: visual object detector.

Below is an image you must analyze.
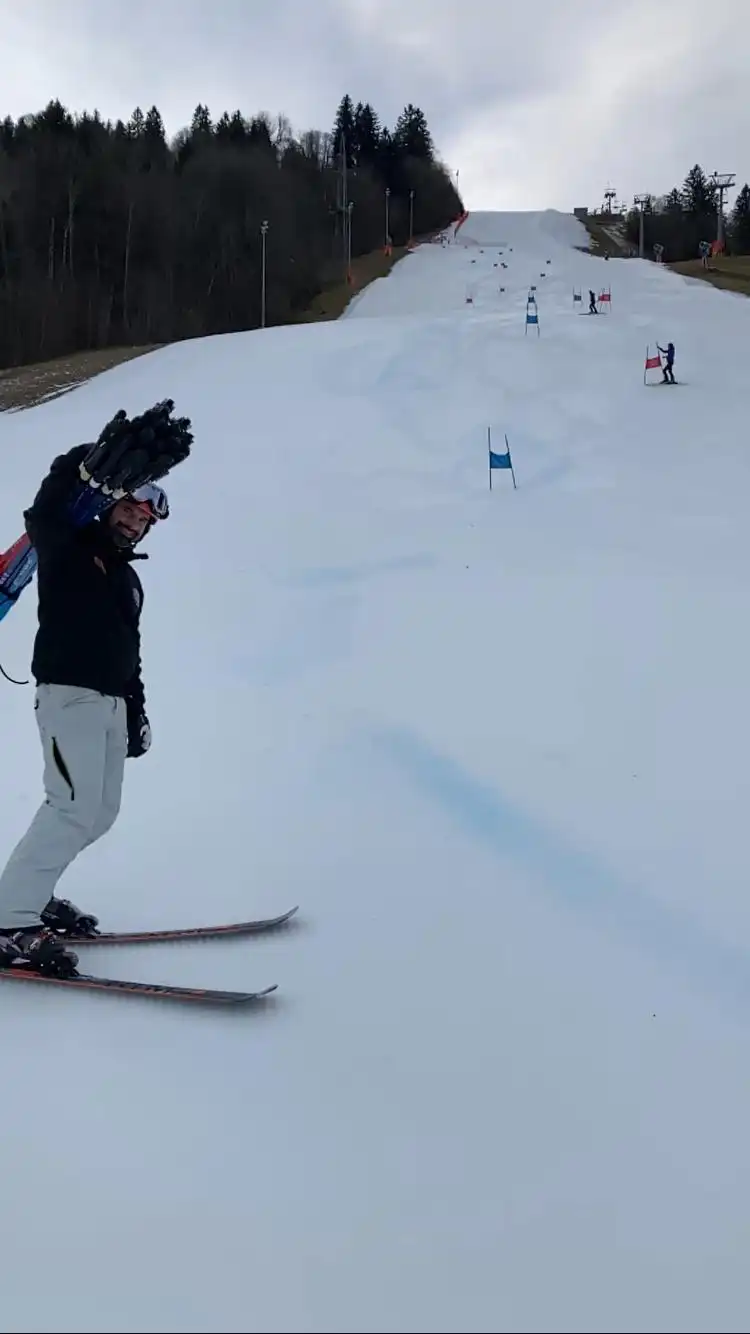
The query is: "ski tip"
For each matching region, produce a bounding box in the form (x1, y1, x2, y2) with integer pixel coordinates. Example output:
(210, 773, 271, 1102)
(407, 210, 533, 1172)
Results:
(239, 984, 279, 1002)
(194, 983, 280, 1004)
(214, 984, 279, 1004)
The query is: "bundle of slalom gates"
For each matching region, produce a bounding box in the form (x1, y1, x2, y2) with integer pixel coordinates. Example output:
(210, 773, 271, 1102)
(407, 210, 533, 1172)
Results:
(0, 399, 193, 626)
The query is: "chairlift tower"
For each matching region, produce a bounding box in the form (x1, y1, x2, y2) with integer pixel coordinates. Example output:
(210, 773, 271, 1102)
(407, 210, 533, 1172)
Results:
(710, 172, 735, 249)
(634, 194, 650, 258)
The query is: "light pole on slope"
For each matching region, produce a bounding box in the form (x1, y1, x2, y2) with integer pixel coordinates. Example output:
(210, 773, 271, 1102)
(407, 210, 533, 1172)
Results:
(260, 219, 269, 328)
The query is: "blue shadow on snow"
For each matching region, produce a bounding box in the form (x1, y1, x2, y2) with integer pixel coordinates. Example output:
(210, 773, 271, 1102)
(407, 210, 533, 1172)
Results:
(370, 725, 750, 1015)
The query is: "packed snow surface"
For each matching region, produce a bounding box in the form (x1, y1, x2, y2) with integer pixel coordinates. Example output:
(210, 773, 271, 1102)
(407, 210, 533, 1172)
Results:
(1, 207, 750, 1333)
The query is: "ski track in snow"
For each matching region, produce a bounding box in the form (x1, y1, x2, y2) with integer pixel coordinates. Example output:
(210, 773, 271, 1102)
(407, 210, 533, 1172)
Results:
(1, 208, 750, 1333)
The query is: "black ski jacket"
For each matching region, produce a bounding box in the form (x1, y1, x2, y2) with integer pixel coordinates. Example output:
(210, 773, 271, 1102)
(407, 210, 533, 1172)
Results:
(24, 443, 147, 716)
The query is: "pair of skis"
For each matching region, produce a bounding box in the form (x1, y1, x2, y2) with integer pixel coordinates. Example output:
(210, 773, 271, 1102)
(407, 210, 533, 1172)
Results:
(0, 905, 299, 1007)
(0, 532, 37, 624)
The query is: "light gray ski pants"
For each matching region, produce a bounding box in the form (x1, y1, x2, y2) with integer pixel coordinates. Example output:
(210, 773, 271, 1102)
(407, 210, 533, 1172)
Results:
(0, 684, 128, 931)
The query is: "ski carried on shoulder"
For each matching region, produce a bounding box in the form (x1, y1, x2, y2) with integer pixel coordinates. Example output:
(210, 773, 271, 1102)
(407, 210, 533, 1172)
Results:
(67, 904, 300, 947)
(0, 966, 277, 1006)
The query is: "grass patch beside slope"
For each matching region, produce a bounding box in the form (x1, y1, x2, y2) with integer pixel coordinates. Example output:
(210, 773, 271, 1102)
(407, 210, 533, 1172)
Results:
(578, 216, 631, 257)
(297, 244, 409, 322)
(0, 345, 161, 412)
(667, 254, 750, 297)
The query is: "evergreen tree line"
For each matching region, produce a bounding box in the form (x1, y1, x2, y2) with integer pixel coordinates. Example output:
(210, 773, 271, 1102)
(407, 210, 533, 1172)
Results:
(0, 93, 462, 368)
(623, 164, 750, 261)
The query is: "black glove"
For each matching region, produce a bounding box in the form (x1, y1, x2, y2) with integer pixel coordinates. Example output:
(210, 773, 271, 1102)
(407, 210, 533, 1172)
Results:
(126, 706, 152, 759)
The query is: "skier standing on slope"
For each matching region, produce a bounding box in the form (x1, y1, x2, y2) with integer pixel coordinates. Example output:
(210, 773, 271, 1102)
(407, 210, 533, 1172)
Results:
(0, 405, 190, 978)
(657, 341, 676, 384)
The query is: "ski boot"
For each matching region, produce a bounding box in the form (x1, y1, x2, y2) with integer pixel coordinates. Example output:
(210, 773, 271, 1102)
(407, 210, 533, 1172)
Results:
(41, 896, 100, 938)
(0, 927, 79, 978)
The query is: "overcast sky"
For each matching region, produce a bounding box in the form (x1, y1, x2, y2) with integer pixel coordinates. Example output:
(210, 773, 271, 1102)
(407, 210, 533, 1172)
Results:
(1, 0, 748, 213)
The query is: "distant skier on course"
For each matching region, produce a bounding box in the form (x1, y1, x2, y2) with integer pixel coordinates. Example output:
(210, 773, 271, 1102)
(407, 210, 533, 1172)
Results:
(657, 341, 676, 384)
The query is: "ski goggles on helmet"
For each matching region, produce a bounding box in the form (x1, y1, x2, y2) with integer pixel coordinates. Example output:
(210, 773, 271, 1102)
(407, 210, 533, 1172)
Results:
(129, 482, 169, 521)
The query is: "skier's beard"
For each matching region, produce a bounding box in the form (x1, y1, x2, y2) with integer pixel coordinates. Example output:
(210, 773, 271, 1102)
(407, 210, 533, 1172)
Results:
(109, 521, 140, 550)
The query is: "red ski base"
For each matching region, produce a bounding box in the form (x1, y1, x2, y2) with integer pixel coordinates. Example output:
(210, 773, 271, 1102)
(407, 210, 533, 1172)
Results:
(0, 967, 278, 1005)
(66, 905, 300, 947)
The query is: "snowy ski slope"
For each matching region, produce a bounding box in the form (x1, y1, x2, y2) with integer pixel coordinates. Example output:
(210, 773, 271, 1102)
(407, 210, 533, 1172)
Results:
(1, 207, 750, 1333)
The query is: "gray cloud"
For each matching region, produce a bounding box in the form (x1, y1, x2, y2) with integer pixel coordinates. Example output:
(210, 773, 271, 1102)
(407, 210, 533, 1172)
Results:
(1, 0, 748, 212)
